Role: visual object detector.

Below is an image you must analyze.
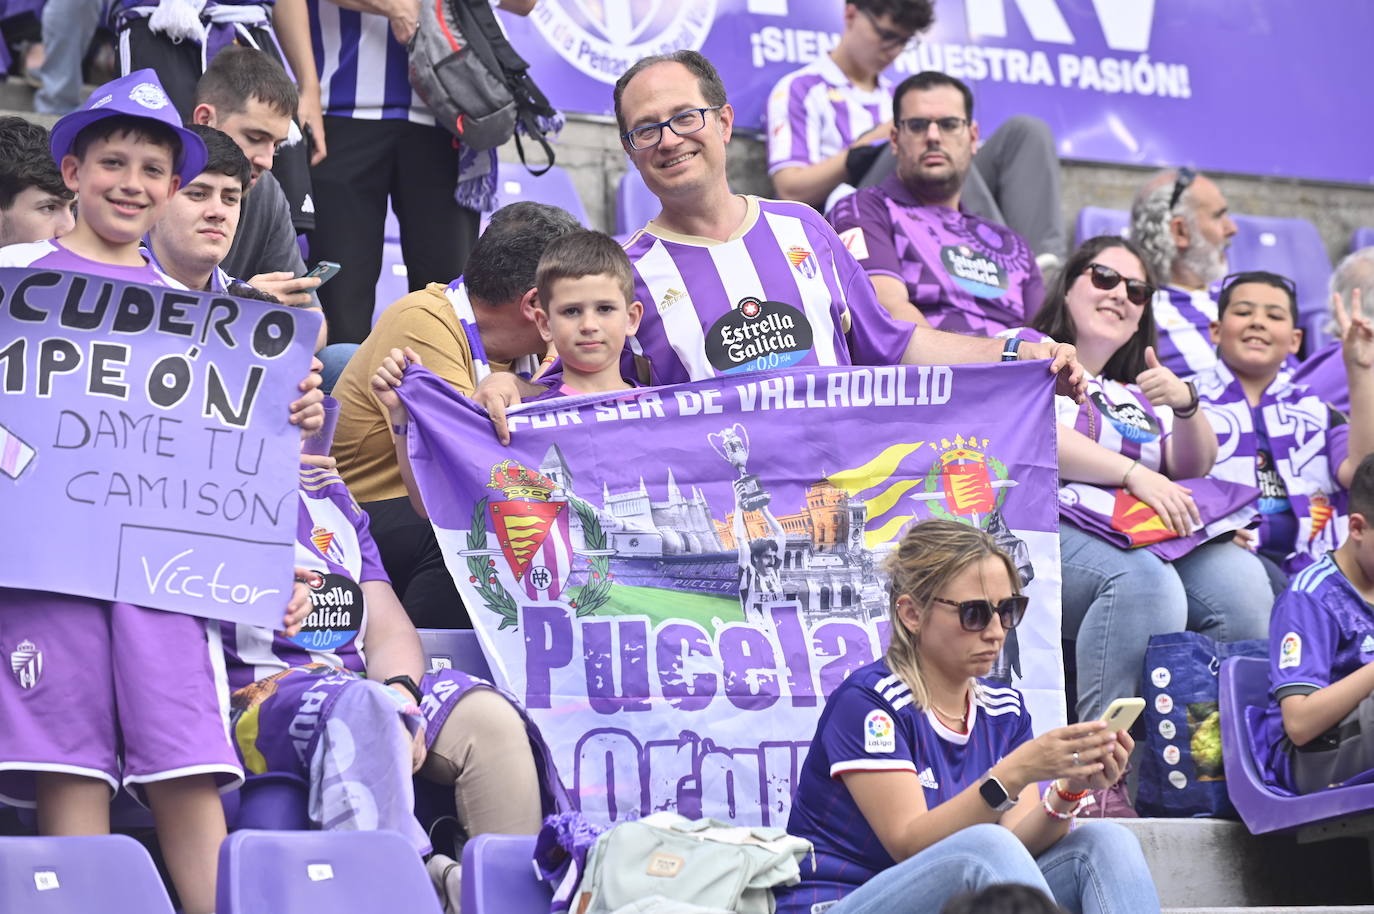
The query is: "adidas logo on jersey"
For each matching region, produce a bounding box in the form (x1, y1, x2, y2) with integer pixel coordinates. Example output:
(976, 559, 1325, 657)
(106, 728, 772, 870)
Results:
(1362, 634, 1374, 655)
(301, 194, 315, 215)
(659, 287, 686, 313)
(918, 767, 939, 789)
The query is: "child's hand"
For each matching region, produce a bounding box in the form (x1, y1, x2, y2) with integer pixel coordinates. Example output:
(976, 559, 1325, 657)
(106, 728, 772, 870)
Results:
(370, 347, 421, 424)
(292, 364, 325, 439)
(282, 567, 322, 636)
(299, 452, 337, 471)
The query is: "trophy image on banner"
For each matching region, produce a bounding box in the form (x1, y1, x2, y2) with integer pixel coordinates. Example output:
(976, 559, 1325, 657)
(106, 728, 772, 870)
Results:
(708, 424, 771, 510)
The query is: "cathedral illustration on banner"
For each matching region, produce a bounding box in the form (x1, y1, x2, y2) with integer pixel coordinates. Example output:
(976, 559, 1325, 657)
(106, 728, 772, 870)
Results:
(536, 443, 890, 623)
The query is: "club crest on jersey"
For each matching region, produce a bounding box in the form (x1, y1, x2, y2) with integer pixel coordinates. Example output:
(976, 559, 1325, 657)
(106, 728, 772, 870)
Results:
(864, 709, 895, 753)
(786, 245, 817, 280)
(310, 525, 345, 565)
(9, 639, 41, 689)
(1279, 631, 1302, 669)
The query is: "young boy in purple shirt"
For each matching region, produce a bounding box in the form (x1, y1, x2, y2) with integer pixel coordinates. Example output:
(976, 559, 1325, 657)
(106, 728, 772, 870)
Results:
(1254, 454, 1374, 794)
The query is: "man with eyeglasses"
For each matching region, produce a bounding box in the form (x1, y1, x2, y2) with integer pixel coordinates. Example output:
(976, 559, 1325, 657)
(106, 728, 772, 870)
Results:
(766, 1, 1064, 264)
(1129, 167, 1239, 377)
(826, 71, 1042, 337)
(475, 50, 1086, 442)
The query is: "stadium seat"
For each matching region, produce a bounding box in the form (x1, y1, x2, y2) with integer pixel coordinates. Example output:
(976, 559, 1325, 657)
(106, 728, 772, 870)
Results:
(461, 833, 549, 914)
(1219, 656, 1374, 835)
(480, 163, 590, 234)
(1227, 213, 1332, 349)
(1353, 227, 1374, 252)
(615, 167, 659, 236)
(1074, 206, 1130, 245)
(418, 628, 494, 680)
(228, 772, 311, 831)
(0, 834, 175, 913)
(217, 829, 441, 914)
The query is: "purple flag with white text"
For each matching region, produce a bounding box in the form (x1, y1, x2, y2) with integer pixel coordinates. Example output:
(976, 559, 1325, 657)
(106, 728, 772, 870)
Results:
(398, 362, 1063, 825)
(0, 268, 321, 627)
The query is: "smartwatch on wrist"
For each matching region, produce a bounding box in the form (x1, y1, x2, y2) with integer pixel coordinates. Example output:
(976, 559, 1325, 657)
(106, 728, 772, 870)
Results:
(979, 775, 1017, 812)
(383, 675, 423, 704)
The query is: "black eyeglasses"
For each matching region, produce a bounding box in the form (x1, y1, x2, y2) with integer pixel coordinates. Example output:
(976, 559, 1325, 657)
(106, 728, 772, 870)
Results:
(622, 106, 722, 151)
(1168, 166, 1196, 211)
(859, 8, 918, 49)
(897, 116, 969, 136)
(932, 595, 1029, 632)
(1086, 262, 1156, 306)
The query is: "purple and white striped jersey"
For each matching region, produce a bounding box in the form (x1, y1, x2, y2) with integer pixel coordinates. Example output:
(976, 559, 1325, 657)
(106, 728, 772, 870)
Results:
(766, 55, 889, 175)
(1252, 555, 1374, 792)
(1056, 374, 1175, 472)
(0, 239, 180, 286)
(778, 659, 1032, 914)
(622, 196, 916, 385)
(828, 175, 1043, 335)
(220, 464, 389, 690)
(1153, 284, 1220, 378)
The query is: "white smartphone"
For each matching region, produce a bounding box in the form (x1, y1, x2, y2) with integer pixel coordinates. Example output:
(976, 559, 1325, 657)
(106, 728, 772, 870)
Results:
(1099, 697, 1146, 732)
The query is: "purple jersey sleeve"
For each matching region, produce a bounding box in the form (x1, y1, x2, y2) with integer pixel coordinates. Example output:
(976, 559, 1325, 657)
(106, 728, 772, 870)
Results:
(827, 189, 902, 282)
(821, 680, 917, 778)
(829, 227, 916, 366)
(1270, 587, 1338, 694)
(1326, 406, 1350, 472)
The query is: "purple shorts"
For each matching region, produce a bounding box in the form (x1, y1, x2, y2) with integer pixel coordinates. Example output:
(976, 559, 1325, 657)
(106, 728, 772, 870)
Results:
(0, 587, 242, 806)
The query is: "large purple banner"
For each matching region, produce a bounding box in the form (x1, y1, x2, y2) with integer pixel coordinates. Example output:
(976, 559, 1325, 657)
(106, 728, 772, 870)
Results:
(399, 361, 1064, 825)
(505, 0, 1372, 184)
(0, 269, 321, 627)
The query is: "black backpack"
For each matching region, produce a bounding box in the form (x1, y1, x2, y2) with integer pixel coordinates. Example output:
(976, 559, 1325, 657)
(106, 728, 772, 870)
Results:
(408, 0, 557, 173)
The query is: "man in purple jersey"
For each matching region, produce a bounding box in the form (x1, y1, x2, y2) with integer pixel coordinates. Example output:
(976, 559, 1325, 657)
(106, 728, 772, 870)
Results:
(769, 0, 1065, 263)
(477, 51, 1085, 442)
(1293, 249, 1374, 414)
(828, 71, 1043, 336)
(1130, 167, 1238, 378)
(1252, 455, 1374, 794)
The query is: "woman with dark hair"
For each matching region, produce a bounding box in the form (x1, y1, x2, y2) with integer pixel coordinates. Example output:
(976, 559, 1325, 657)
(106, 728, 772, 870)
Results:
(778, 519, 1158, 914)
(1029, 236, 1271, 790)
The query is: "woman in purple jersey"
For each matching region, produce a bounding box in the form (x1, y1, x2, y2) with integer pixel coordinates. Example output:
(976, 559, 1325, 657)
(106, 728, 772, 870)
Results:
(1029, 236, 1272, 751)
(779, 520, 1157, 914)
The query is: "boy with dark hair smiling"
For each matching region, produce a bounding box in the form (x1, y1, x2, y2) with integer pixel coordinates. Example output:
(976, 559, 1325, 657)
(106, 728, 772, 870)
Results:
(0, 116, 75, 245)
(1195, 271, 1374, 584)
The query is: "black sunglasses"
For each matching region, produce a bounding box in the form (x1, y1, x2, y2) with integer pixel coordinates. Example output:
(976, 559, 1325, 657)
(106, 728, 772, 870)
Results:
(1086, 262, 1156, 306)
(932, 594, 1029, 632)
(1168, 166, 1196, 211)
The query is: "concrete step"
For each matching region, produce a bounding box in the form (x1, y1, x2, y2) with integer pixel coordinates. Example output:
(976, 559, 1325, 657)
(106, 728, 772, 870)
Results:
(1107, 817, 1372, 908)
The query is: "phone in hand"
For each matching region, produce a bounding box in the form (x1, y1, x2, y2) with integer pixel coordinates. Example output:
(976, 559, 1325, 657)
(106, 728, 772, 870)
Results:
(305, 261, 342, 286)
(1099, 697, 1145, 733)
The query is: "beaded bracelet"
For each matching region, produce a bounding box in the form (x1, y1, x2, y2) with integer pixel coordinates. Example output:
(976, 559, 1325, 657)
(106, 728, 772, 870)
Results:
(1041, 782, 1095, 820)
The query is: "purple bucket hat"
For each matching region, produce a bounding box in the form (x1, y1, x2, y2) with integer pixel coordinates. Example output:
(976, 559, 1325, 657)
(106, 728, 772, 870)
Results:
(49, 69, 208, 181)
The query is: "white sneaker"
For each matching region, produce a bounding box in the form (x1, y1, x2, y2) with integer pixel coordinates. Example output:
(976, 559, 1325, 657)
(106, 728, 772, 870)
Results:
(426, 852, 462, 913)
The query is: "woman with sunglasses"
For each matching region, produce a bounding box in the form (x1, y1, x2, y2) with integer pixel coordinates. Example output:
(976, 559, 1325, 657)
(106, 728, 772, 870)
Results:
(777, 519, 1158, 914)
(1028, 236, 1272, 755)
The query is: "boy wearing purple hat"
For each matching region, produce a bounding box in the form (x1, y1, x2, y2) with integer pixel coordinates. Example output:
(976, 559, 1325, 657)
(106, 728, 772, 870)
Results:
(0, 69, 295, 914)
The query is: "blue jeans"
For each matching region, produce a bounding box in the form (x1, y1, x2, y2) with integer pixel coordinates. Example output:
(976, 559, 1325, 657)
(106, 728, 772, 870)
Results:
(827, 822, 1158, 914)
(1061, 524, 1273, 721)
(34, 0, 100, 114)
(317, 342, 360, 395)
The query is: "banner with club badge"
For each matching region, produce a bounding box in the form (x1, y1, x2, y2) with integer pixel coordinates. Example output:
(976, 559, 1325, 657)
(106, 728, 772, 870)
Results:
(397, 361, 1064, 826)
(0, 268, 321, 626)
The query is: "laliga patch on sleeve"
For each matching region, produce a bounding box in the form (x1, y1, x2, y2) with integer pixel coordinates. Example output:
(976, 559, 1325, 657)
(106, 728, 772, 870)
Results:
(863, 709, 895, 753)
(1279, 631, 1302, 669)
(839, 227, 870, 261)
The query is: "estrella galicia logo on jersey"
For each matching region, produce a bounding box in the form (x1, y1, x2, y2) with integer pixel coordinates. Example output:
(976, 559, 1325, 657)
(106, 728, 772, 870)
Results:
(786, 245, 817, 280)
(705, 297, 813, 374)
(940, 245, 1008, 299)
(310, 525, 346, 565)
(864, 709, 895, 753)
(288, 573, 362, 652)
(529, 0, 717, 85)
(9, 638, 41, 689)
(1090, 391, 1161, 442)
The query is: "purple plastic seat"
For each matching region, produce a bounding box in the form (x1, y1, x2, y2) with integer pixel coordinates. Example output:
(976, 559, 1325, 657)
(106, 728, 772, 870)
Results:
(1219, 655, 1374, 834)
(461, 833, 549, 914)
(418, 627, 495, 681)
(0, 834, 175, 913)
(1353, 227, 1374, 252)
(1227, 213, 1332, 349)
(479, 163, 590, 235)
(1074, 206, 1130, 246)
(217, 829, 441, 914)
(616, 167, 659, 236)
